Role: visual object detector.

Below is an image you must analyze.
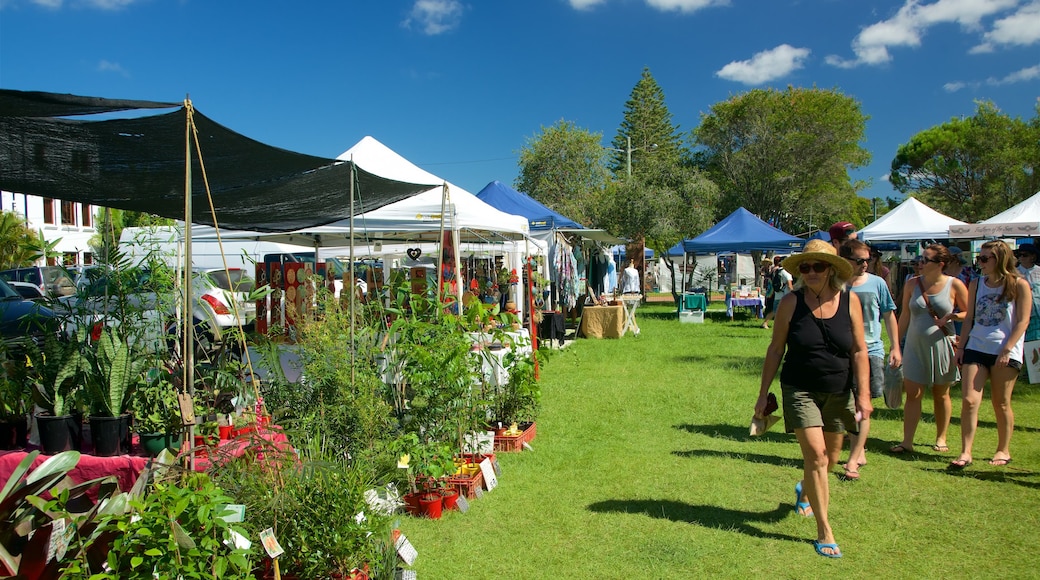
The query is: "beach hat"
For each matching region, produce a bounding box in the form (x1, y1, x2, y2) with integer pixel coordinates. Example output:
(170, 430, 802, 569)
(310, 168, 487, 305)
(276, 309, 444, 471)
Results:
(1016, 243, 1038, 258)
(828, 221, 857, 242)
(948, 247, 967, 265)
(782, 239, 854, 280)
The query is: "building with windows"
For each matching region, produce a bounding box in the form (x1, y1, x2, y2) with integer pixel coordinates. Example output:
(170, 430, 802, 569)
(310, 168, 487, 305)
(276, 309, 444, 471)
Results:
(2, 191, 98, 266)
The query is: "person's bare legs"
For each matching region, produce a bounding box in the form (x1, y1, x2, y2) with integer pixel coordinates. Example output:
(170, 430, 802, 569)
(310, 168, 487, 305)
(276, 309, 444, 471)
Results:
(932, 383, 952, 449)
(956, 364, 986, 465)
(846, 417, 869, 470)
(795, 427, 842, 555)
(896, 379, 925, 451)
(989, 365, 1018, 463)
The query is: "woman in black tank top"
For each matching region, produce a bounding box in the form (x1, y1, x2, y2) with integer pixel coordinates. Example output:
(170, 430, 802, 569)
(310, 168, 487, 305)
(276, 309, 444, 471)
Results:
(754, 240, 872, 559)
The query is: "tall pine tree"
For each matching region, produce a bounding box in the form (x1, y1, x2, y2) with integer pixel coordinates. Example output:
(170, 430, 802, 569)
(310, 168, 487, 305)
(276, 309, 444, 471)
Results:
(609, 67, 683, 179)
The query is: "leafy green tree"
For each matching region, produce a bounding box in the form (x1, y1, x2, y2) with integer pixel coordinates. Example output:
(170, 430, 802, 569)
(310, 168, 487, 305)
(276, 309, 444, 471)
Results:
(609, 67, 684, 178)
(589, 155, 719, 299)
(889, 100, 1040, 221)
(515, 120, 610, 227)
(0, 210, 50, 269)
(693, 86, 871, 233)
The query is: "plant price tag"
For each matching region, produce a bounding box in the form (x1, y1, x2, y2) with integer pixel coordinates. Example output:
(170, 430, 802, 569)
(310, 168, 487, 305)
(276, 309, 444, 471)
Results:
(395, 533, 418, 566)
(456, 494, 470, 513)
(474, 485, 484, 500)
(46, 518, 71, 562)
(492, 459, 501, 477)
(220, 504, 246, 523)
(396, 569, 418, 580)
(479, 458, 497, 491)
(259, 527, 285, 559)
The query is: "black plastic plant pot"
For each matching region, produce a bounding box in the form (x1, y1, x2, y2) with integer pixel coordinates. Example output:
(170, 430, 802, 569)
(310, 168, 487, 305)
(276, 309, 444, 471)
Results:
(89, 414, 130, 457)
(0, 416, 28, 450)
(37, 413, 82, 454)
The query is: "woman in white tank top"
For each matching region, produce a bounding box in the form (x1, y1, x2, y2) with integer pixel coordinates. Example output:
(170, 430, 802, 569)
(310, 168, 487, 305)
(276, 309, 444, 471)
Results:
(950, 240, 1031, 469)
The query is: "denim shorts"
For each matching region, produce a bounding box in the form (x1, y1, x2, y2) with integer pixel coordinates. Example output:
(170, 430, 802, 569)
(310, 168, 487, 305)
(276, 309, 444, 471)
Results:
(962, 348, 1022, 371)
(869, 355, 885, 399)
(781, 384, 858, 434)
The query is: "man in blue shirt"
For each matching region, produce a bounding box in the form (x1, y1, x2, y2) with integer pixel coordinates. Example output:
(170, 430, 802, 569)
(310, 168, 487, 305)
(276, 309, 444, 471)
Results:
(840, 239, 902, 479)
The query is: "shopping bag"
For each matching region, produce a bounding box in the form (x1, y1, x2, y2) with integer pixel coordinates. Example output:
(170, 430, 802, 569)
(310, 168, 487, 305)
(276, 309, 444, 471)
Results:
(884, 364, 904, 409)
(1025, 340, 1040, 384)
(750, 393, 780, 436)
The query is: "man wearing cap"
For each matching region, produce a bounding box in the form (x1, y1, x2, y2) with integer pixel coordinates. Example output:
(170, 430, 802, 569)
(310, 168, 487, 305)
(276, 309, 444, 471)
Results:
(839, 239, 901, 479)
(1015, 243, 1040, 343)
(828, 221, 857, 252)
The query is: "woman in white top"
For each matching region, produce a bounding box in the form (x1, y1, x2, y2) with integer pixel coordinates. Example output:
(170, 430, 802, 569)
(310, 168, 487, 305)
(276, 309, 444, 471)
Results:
(950, 240, 1031, 468)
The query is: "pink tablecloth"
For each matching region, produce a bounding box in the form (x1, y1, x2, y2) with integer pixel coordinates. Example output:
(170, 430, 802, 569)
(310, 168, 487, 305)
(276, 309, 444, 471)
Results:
(0, 428, 292, 501)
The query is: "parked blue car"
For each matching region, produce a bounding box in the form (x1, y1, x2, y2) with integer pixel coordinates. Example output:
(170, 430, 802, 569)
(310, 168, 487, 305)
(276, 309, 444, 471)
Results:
(0, 277, 60, 351)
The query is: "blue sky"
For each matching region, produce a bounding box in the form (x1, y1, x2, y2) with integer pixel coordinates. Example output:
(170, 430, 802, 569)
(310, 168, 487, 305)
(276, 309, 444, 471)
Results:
(1, 0, 1038, 218)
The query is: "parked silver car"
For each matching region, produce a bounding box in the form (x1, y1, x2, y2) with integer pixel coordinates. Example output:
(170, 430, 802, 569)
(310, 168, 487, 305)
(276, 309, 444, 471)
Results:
(0, 266, 76, 298)
(192, 267, 257, 348)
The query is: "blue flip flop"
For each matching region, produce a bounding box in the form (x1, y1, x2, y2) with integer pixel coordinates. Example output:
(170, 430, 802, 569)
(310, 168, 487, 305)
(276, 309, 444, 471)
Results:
(813, 541, 842, 558)
(794, 481, 813, 517)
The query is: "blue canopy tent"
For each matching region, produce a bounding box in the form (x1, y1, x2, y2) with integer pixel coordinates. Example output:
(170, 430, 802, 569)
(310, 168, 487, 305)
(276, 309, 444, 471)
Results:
(683, 207, 805, 253)
(476, 180, 583, 230)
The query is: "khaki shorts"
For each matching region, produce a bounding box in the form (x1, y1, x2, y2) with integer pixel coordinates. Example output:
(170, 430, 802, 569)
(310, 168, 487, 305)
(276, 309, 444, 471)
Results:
(781, 384, 858, 434)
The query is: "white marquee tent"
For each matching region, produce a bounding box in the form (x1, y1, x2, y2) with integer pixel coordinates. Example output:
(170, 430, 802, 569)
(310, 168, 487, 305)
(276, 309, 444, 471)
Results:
(859, 197, 966, 242)
(948, 191, 1040, 239)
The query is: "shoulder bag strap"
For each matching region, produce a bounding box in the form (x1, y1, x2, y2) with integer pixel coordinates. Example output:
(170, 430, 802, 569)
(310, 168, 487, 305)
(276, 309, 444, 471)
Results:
(917, 277, 952, 336)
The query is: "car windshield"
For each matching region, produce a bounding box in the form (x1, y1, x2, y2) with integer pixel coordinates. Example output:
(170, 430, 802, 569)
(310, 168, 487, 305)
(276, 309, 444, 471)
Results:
(0, 278, 19, 299)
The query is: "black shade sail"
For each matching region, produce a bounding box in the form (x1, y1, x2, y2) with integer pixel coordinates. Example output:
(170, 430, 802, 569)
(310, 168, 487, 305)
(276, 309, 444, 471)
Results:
(0, 89, 436, 232)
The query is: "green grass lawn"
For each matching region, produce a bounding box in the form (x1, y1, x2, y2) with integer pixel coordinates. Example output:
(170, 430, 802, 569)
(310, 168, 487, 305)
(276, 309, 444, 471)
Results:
(400, 304, 1040, 578)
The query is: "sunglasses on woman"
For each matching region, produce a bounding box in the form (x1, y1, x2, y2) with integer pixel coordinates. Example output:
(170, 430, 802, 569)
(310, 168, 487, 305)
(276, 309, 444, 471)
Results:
(846, 257, 870, 265)
(977, 255, 994, 263)
(798, 262, 830, 274)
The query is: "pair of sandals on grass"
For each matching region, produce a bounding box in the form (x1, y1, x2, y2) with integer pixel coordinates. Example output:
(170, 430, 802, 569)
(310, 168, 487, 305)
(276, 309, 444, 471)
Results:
(794, 481, 842, 559)
(889, 442, 1012, 468)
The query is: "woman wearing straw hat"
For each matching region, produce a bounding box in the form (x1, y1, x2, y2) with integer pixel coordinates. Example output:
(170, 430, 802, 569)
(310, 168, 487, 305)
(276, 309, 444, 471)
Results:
(755, 239, 871, 559)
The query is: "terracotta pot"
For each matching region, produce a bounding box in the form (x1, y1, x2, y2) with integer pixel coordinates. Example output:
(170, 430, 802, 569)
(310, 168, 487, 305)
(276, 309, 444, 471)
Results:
(402, 491, 422, 516)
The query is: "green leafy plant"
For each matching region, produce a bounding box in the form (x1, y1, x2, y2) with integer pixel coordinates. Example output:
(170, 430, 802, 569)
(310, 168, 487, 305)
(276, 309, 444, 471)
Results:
(0, 346, 30, 420)
(491, 350, 540, 425)
(83, 327, 145, 417)
(27, 332, 87, 417)
(83, 473, 253, 579)
(130, 368, 182, 434)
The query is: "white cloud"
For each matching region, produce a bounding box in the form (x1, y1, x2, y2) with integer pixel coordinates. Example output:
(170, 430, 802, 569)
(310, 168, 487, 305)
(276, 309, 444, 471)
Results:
(568, 0, 606, 9)
(85, 0, 138, 8)
(29, 0, 63, 7)
(943, 81, 967, 92)
(826, 0, 1018, 68)
(18, 0, 138, 8)
(644, 0, 729, 13)
(987, 63, 1040, 85)
(972, 1, 1040, 53)
(403, 0, 464, 35)
(715, 44, 810, 85)
(97, 60, 129, 77)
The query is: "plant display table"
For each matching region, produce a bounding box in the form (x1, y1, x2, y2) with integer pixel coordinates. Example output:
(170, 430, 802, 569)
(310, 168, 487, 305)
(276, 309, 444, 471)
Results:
(726, 295, 765, 319)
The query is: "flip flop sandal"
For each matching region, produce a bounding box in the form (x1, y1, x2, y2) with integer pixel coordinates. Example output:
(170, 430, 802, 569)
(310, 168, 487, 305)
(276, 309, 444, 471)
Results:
(842, 465, 860, 481)
(889, 444, 913, 454)
(948, 459, 972, 470)
(989, 457, 1013, 466)
(932, 444, 950, 452)
(813, 541, 842, 558)
(794, 481, 813, 517)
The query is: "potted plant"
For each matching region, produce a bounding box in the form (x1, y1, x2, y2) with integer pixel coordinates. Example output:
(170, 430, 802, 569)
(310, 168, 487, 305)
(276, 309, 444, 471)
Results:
(83, 327, 144, 456)
(130, 368, 183, 457)
(27, 333, 88, 454)
(0, 346, 31, 450)
(490, 350, 540, 451)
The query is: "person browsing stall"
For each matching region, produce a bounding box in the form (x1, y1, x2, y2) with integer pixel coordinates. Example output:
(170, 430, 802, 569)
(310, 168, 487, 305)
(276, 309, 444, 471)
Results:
(755, 240, 871, 559)
(1014, 243, 1040, 344)
(950, 241, 1031, 469)
(762, 256, 792, 330)
(892, 244, 969, 455)
(839, 240, 901, 480)
(828, 221, 857, 252)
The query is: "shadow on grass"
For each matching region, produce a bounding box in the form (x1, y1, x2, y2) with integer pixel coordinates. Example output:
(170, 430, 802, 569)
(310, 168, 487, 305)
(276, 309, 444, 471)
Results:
(587, 499, 806, 543)
(932, 465, 1040, 490)
(870, 407, 1040, 434)
(670, 355, 764, 375)
(672, 448, 803, 469)
(674, 422, 791, 442)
